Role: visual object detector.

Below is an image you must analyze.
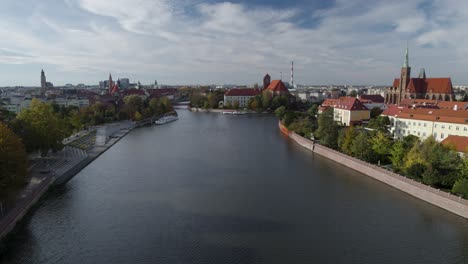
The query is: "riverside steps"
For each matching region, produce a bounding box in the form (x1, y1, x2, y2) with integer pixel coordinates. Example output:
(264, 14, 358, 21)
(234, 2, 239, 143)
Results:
(279, 121, 468, 219)
(0, 120, 136, 243)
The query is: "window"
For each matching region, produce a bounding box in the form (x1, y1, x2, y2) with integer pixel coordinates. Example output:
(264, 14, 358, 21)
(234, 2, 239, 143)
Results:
(441, 125, 445, 129)
(435, 124, 438, 128)
(423, 132, 426, 136)
(418, 122, 421, 126)
(413, 122, 416, 126)
(449, 125, 452, 130)
(441, 133, 444, 139)
(434, 132, 437, 138)
(456, 126, 459, 131)
(465, 127, 467, 131)
(424, 123, 427, 127)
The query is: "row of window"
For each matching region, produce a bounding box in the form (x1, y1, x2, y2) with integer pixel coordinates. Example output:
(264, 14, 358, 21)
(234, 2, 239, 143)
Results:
(398, 129, 449, 140)
(398, 120, 467, 131)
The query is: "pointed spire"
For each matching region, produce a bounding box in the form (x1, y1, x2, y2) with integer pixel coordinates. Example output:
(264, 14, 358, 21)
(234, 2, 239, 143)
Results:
(403, 44, 409, 68)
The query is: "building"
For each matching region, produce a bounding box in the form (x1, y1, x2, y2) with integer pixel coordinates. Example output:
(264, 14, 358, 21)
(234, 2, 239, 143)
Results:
(384, 48, 454, 104)
(332, 97, 370, 126)
(264, 80, 290, 96)
(441, 135, 468, 155)
(224, 88, 260, 108)
(263, 74, 271, 90)
(119, 78, 130, 89)
(358, 94, 387, 110)
(382, 106, 468, 142)
(41, 69, 46, 94)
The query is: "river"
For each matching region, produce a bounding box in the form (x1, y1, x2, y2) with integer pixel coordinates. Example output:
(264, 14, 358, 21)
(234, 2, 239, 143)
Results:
(1, 110, 467, 264)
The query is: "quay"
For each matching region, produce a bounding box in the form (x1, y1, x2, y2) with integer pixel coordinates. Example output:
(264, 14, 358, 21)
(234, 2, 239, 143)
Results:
(279, 121, 468, 219)
(0, 120, 136, 243)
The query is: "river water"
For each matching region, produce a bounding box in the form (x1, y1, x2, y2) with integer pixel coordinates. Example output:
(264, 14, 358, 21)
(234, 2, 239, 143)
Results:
(1, 110, 467, 264)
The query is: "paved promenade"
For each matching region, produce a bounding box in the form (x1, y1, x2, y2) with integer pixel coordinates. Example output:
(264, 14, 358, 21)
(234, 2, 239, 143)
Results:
(0, 121, 135, 243)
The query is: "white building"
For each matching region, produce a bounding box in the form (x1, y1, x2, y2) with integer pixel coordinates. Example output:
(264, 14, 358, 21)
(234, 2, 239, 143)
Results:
(383, 106, 468, 142)
(224, 88, 260, 108)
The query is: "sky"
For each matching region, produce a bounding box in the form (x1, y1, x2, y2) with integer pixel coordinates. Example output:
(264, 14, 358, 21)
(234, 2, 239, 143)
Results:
(0, 0, 467, 86)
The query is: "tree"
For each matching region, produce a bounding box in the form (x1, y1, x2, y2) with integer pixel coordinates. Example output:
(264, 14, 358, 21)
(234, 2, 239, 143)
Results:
(16, 99, 67, 157)
(274, 106, 286, 119)
(368, 116, 390, 132)
(306, 104, 318, 118)
(348, 90, 358, 97)
(314, 108, 339, 149)
(0, 122, 28, 188)
(350, 131, 376, 162)
(452, 178, 468, 198)
(261, 90, 272, 110)
(369, 131, 392, 164)
(370, 107, 383, 119)
(390, 140, 406, 172)
(339, 126, 357, 155)
(233, 101, 240, 110)
(207, 93, 217, 109)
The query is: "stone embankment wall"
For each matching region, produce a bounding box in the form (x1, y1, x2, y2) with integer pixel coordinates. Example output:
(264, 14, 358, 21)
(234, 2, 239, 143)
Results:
(279, 122, 468, 219)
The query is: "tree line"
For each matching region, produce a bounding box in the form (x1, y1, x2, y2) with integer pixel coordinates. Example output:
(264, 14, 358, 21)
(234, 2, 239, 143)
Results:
(278, 107, 468, 199)
(0, 95, 173, 191)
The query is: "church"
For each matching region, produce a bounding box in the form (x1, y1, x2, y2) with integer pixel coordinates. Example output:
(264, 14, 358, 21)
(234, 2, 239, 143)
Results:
(384, 48, 454, 104)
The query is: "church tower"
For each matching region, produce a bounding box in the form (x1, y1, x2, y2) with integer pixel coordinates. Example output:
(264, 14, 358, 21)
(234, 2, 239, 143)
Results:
(397, 47, 411, 104)
(263, 74, 271, 90)
(40, 69, 47, 94)
(108, 73, 113, 94)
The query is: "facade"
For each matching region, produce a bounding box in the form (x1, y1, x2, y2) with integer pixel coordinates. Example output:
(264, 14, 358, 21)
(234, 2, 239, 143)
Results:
(332, 97, 370, 126)
(384, 48, 454, 104)
(383, 107, 468, 142)
(224, 88, 260, 108)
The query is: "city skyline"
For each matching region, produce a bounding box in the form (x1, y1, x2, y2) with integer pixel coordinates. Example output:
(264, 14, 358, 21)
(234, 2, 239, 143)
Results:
(1, 0, 468, 86)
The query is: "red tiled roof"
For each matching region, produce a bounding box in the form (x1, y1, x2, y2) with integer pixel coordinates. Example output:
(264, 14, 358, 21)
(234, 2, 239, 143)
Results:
(436, 101, 468, 110)
(123, 88, 146, 96)
(441, 135, 468, 153)
(334, 97, 368, 111)
(359, 94, 384, 103)
(265, 80, 289, 93)
(394, 108, 468, 125)
(225, 88, 260, 96)
(382, 104, 405, 116)
(393, 78, 453, 94)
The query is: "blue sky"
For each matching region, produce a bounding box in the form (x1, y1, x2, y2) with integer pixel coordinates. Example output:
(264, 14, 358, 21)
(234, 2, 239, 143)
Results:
(0, 0, 467, 86)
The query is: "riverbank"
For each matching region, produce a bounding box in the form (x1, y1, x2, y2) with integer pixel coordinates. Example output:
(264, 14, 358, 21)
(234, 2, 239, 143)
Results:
(279, 121, 468, 219)
(189, 107, 268, 114)
(0, 121, 135, 243)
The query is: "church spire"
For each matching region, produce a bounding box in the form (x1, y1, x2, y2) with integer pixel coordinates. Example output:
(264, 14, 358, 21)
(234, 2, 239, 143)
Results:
(403, 45, 409, 68)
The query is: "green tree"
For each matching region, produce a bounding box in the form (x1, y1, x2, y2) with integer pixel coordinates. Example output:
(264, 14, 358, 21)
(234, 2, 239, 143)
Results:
(339, 126, 357, 155)
(369, 131, 392, 164)
(314, 108, 339, 149)
(207, 93, 217, 109)
(306, 104, 318, 118)
(261, 90, 272, 110)
(274, 106, 286, 119)
(350, 131, 376, 162)
(390, 140, 406, 172)
(16, 99, 67, 157)
(368, 116, 390, 132)
(0, 122, 28, 188)
(348, 90, 358, 97)
(233, 101, 240, 110)
(370, 107, 383, 119)
(452, 178, 468, 198)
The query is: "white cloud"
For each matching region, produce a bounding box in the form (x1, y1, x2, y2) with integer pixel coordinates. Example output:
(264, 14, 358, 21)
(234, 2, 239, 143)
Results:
(1, 0, 468, 85)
